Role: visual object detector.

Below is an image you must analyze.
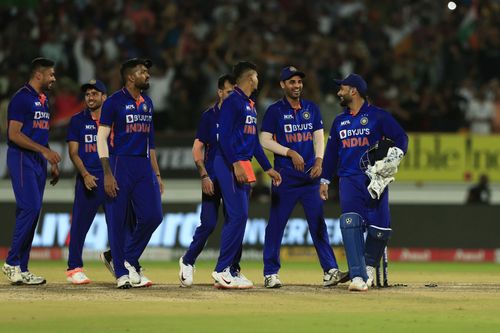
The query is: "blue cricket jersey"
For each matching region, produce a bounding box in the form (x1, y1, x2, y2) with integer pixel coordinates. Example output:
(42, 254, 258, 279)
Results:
(100, 88, 155, 157)
(322, 102, 408, 179)
(261, 97, 323, 172)
(217, 87, 271, 171)
(7, 84, 50, 150)
(66, 109, 102, 173)
(195, 104, 219, 179)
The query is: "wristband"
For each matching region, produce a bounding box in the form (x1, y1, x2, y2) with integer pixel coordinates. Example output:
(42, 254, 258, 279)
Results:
(201, 174, 209, 180)
(320, 178, 330, 185)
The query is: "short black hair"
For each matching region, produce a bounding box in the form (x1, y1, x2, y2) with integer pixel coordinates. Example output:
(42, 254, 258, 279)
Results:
(120, 58, 153, 82)
(232, 61, 257, 82)
(217, 74, 236, 89)
(30, 57, 55, 76)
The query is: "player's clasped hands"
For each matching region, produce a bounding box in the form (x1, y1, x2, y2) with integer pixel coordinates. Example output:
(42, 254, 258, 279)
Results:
(286, 149, 304, 172)
(104, 173, 119, 198)
(83, 174, 98, 190)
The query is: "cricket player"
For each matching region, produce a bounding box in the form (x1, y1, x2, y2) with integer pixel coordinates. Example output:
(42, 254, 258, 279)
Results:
(65, 80, 109, 284)
(97, 58, 163, 289)
(2, 58, 60, 285)
(179, 74, 244, 287)
(260, 66, 347, 288)
(320, 74, 408, 291)
(212, 61, 281, 289)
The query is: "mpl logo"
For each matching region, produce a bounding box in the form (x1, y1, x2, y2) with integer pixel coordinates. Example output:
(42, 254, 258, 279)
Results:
(125, 104, 135, 110)
(284, 114, 293, 120)
(340, 120, 350, 126)
(34, 101, 42, 107)
(85, 124, 96, 130)
(126, 115, 134, 123)
(284, 124, 292, 133)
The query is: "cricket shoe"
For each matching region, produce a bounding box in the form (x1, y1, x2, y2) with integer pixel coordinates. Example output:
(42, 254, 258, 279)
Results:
(116, 275, 132, 289)
(178, 257, 194, 288)
(366, 266, 376, 288)
(234, 271, 253, 289)
(264, 274, 282, 289)
(2, 263, 22, 285)
(66, 267, 90, 285)
(132, 268, 153, 288)
(21, 271, 46, 285)
(124, 261, 141, 284)
(100, 250, 115, 278)
(212, 268, 238, 289)
(348, 277, 368, 292)
(323, 268, 349, 287)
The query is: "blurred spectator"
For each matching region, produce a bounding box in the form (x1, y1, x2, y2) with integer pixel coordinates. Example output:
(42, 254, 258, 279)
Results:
(466, 174, 491, 205)
(465, 88, 494, 134)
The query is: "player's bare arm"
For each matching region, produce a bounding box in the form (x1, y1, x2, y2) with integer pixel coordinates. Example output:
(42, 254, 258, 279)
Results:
(310, 129, 324, 178)
(150, 149, 164, 194)
(8, 120, 61, 165)
(68, 141, 97, 190)
(193, 138, 214, 195)
(97, 125, 118, 198)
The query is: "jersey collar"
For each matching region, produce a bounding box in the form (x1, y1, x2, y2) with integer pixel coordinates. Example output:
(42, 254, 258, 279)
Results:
(344, 101, 369, 116)
(282, 97, 302, 112)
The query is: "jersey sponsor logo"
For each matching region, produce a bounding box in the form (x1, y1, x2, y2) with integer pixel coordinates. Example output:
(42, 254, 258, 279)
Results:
(85, 134, 97, 143)
(360, 117, 368, 125)
(284, 114, 294, 120)
(34, 101, 42, 107)
(339, 128, 370, 139)
(34, 111, 50, 120)
(33, 111, 50, 129)
(125, 114, 153, 123)
(340, 120, 351, 126)
(125, 104, 135, 110)
(85, 124, 96, 130)
(245, 115, 257, 125)
(244, 116, 257, 135)
(284, 123, 313, 133)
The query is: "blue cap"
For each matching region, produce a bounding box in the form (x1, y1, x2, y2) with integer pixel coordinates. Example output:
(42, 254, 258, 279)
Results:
(334, 73, 367, 94)
(81, 79, 107, 94)
(280, 66, 305, 81)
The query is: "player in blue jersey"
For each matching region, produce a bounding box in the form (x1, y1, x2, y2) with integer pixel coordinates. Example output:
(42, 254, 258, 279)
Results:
(212, 61, 281, 289)
(320, 74, 408, 291)
(2, 58, 60, 285)
(97, 58, 163, 289)
(65, 80, 109, 284)
(178, 74, 239, 287)
(260, 66, 348, 288)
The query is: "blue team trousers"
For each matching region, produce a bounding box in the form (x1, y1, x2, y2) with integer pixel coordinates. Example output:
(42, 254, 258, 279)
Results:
(6, 148, 47, 272)
(183, 181, 242, 272)
(106, 155, 163, 278)
(339, 174, 390, 228)
(263, 170, 338, 275)
(213, 156, 251, 273)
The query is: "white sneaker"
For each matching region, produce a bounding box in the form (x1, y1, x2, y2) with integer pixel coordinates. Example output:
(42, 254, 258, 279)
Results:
(100, 250, 115, 278)
(348, 277, 368, 292)
(179, 257, 194, 288)
(124, 261, 141, 284)
(323, 268, 345, 287)
(20, 271, 46, 285)
(234, 271, 253, 289)
(66, 267, 90, 285)
(2, 263, 22, 284)
(264, 274, 282, 288)
(366, 266, 376, 288)
(116, 275, 132, 289)
(132, 268, 153, 288)
(212, 268, 238, 289)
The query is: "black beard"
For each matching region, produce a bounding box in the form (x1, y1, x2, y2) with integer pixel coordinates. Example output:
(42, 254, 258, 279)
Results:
(339, 99, 349, 107)
(137, 82, 150, 90)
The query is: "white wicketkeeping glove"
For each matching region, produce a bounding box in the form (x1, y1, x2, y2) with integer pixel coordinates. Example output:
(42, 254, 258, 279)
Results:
(365, 169, 394, 199)
(370, 147, 404, 178)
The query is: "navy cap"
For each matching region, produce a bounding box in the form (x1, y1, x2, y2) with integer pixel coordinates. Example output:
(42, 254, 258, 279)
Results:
(120, 58, 153, 77)
(81, 79, 107, 94)
(334, 73, 367, 95)
(280, 66, 305, 81)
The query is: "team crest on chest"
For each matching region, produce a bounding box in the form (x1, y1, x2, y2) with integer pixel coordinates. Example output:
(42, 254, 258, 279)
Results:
(360, 117, 368, 125)
(302, 111, 311, 120)
(142, 103, 148, 113)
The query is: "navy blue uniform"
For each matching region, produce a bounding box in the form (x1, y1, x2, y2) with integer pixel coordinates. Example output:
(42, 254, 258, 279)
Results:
(100, 88, 163, 278)
(214, 87, 272, 273)
(261, 98, 339, 275)
(6, 84, 50, 272)
(322, 101, 408, 278)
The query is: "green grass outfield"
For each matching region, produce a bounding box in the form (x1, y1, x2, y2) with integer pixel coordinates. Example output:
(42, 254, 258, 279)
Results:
(1, 260, 499, 333)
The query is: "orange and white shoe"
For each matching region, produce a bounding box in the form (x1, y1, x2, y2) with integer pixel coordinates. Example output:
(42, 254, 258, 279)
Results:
(66, 267, 90, 285)
(132, 268, 153, 288)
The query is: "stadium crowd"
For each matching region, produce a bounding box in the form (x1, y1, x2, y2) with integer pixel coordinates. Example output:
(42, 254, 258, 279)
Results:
(1, 0, 499, 136)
